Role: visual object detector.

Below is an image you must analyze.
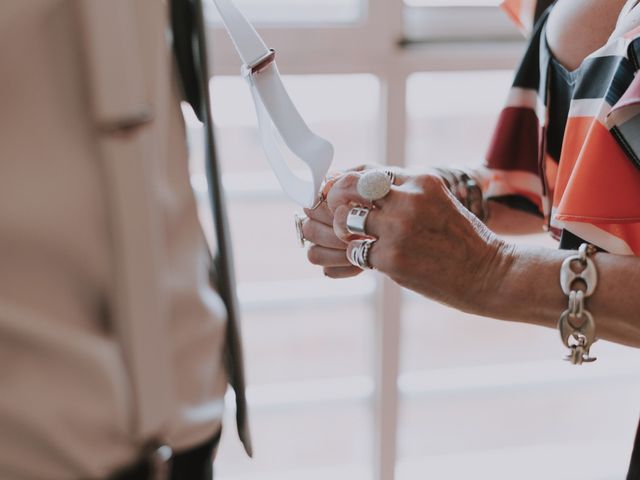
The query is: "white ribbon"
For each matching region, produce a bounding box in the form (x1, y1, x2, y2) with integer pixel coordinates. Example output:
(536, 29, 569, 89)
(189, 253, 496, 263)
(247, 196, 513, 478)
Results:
(211, 0, 334, 207)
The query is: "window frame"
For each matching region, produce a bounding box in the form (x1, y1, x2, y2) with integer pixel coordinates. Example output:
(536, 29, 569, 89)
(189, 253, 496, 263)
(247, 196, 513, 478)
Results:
(206, 2, 640, 479)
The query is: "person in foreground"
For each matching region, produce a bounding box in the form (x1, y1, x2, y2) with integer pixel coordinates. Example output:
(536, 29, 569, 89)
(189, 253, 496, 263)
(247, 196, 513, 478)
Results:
(0, 1, 250, 478)
(301, 0, 640, 477)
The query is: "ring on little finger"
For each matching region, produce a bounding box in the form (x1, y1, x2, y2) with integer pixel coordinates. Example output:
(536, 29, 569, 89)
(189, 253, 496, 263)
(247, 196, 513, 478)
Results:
(348, 239, 376, 270)
(294, 213, 307, 248)
(346, 206, 371, 236)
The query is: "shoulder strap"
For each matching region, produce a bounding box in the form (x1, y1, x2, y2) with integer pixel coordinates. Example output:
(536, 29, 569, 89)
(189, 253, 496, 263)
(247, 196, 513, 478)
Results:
(212, 0, 333, 207)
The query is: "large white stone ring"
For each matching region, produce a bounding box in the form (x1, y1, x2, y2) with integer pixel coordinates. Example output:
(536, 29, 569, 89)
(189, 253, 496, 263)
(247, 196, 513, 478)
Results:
(348, 239, 376, 270)
(357, 170, 393, 202)
(294, 213, 307, 248)
(346, 207, 371, 236)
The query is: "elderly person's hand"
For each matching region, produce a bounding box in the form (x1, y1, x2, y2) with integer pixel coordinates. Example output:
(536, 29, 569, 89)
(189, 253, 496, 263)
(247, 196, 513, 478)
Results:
(300, 165, 402, 279)
(302, 200, 363, 279)
(323, 171, 509, 314)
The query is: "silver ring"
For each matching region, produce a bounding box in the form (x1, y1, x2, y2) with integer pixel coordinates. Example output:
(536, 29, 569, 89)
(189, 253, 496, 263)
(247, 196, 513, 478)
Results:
(357, 170, 392, 201)
(294, 214, 307, 248)
(346, 207, 370, 235)
(349, 239, 376, 270)
(383, 169, 396, 185)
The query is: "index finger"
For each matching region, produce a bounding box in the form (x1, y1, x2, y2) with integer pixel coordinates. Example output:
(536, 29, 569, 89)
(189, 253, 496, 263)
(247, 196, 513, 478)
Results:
(326, 173, 365, 212)
(304, 201, 333, 225)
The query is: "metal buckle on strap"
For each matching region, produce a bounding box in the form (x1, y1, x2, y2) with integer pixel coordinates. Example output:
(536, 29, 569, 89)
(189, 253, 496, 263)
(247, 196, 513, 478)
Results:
(241, 49, 276, 78)
(146, 443, 173, 480)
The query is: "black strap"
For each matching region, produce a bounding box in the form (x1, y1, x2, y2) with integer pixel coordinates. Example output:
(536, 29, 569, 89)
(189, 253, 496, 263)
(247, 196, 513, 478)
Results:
(169, 0, 252, 457)
(169, 0, 202, 118)
(628, 421, 640, 480)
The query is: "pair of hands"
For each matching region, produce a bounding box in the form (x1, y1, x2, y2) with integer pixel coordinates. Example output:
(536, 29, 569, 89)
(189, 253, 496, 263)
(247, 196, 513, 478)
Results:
(301, 166, 510, 314)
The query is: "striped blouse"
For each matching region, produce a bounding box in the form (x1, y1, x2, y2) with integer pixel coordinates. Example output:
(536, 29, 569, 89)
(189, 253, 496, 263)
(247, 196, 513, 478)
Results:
(488, 2, 640, 477)
(485, 0, 640, 255)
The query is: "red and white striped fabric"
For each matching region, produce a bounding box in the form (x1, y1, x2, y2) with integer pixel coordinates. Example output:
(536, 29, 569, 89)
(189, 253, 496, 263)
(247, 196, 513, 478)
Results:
(484, 0, 640, 255)
(501, 0, 544, 34)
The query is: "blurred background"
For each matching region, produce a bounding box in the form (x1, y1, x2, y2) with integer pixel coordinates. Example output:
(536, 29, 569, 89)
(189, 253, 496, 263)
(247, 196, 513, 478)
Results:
(187, 1, 640, 478)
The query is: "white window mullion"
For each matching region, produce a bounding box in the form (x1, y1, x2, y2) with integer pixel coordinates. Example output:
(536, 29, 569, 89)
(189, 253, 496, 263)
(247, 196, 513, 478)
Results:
(374, 50, 408, 480)
(205, 2, 529, 479)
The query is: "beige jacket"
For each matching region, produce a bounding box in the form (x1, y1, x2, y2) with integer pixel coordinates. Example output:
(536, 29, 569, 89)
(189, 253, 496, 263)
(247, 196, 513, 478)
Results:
(0, 1, 228, 478)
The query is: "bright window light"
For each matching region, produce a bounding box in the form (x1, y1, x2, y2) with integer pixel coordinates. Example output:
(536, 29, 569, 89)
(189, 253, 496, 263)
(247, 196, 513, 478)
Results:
(206, 0, 364, 25)
(405, 0, 500, 6)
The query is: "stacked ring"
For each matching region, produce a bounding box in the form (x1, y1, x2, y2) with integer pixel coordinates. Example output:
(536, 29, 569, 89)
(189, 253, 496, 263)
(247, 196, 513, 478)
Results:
(349, 239, 376, 270)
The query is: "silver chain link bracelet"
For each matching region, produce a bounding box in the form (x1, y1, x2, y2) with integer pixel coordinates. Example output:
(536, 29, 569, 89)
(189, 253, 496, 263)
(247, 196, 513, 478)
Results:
(558, 243, 599, 365)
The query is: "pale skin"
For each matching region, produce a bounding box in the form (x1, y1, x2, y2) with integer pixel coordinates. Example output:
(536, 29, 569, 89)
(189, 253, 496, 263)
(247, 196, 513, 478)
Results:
(302, 0, 640, 349)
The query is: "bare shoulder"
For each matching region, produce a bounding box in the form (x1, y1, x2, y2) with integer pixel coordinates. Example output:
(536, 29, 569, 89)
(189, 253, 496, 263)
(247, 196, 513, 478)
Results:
(546, 0, 628, 70)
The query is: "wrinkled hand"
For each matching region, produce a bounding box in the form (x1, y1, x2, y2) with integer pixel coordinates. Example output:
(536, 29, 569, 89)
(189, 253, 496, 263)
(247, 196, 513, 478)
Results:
(299, 165, 421, 280)
(302, 201, 363, 279)
(324, 171, 508, 313)
(301, 165, 407, 279)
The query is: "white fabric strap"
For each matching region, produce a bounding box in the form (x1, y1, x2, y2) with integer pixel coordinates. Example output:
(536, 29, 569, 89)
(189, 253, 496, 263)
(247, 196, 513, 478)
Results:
(211, 0, 334, 208)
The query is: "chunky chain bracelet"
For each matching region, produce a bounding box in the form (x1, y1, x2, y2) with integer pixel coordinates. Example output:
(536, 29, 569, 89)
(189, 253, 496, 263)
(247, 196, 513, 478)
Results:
(558, 243, 599, 365)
